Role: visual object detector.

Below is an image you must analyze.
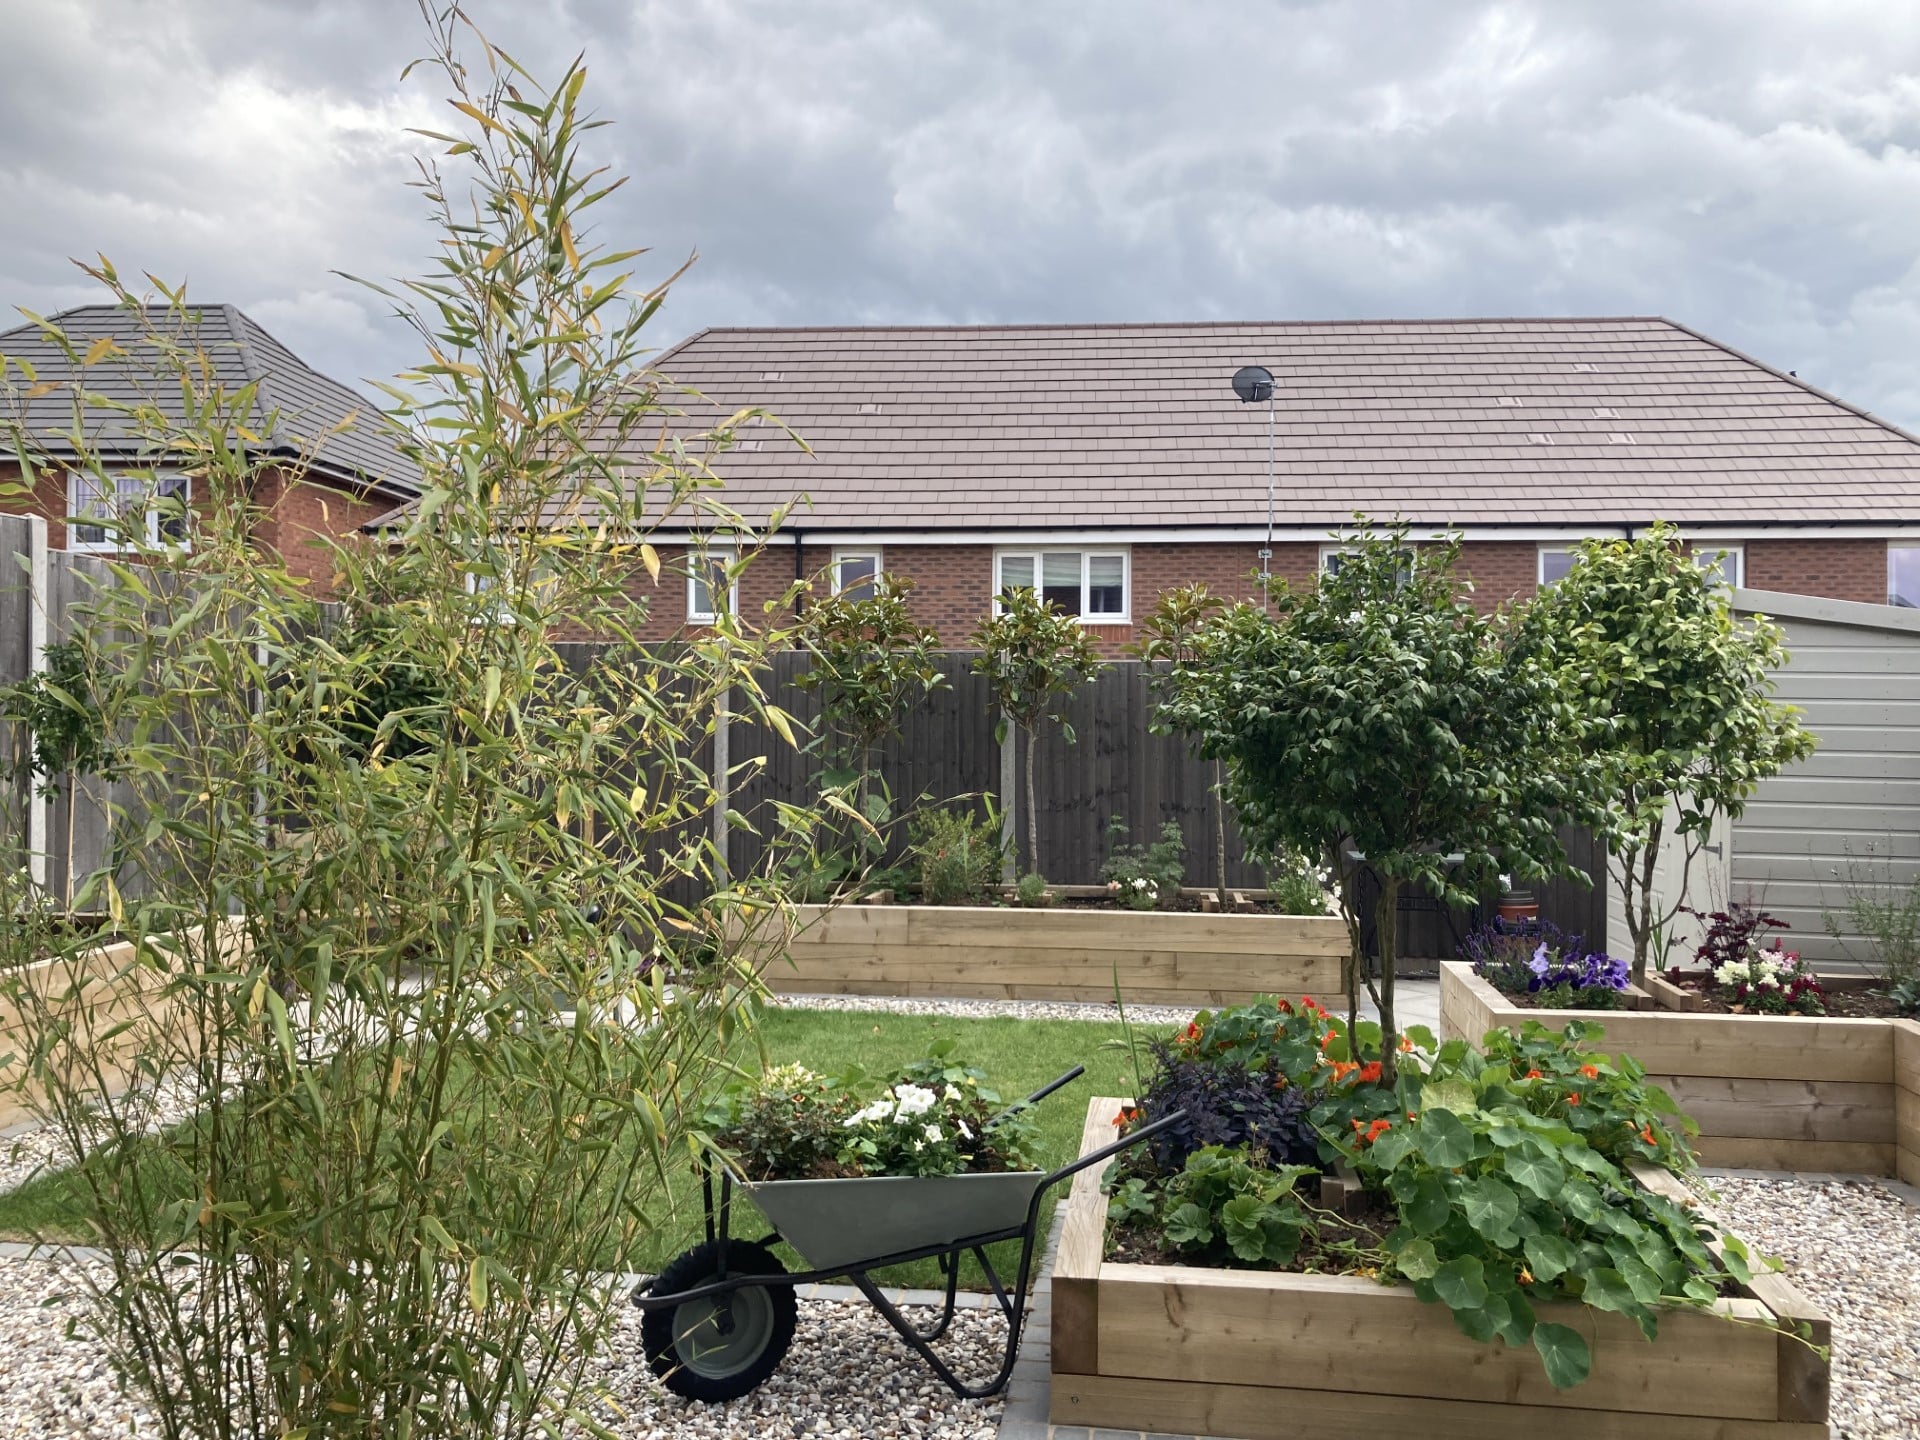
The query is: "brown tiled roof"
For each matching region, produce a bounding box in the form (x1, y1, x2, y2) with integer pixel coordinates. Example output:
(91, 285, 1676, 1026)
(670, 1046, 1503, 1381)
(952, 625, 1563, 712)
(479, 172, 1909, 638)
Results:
(1, 305, 422, 498)
(586, 317, 1920, 532)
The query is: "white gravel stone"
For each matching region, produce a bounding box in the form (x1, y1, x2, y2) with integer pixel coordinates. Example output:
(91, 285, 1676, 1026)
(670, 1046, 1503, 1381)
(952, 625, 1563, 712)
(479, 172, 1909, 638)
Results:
(1699, 1174, 1920, 1439)
(768, 992, 1199, 1027)
(0, 1253, 1010, 1439)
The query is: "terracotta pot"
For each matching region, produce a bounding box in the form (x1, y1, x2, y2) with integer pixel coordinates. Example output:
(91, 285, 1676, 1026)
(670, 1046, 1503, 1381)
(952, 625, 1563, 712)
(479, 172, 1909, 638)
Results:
(1495, 895, 1539, 925)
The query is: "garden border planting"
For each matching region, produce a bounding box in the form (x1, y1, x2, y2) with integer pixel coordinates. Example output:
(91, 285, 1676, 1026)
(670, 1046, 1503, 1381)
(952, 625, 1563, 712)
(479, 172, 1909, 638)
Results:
(1442, 962, 1918, 1177)
(759, 903, 1348, 1006)
(1050, 1096, 1831, 1440)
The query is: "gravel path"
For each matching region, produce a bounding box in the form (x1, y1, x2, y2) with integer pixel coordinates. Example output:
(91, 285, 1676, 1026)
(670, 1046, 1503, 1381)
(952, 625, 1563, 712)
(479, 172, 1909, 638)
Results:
(1702, 1175, 1920, 1439)
(768, 993, 1200, 1026)
(0, 1251, 1005, 1440)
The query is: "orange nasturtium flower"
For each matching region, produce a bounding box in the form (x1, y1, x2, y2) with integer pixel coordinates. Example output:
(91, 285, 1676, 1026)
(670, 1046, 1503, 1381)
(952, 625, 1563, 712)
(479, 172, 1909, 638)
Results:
(1113, 1106, 1141, 1127)
(1641, 1125, 1657, 1146)
(1579, 1064, 1600, 1079)
(1565, 1092, 1581, 1106)
(1357, 1062, 1384, 1084)
(1525, 1068, 1544, 1080)
(1330, 1060, 1359, 1082)
(1398, 1034, 1415, 1053)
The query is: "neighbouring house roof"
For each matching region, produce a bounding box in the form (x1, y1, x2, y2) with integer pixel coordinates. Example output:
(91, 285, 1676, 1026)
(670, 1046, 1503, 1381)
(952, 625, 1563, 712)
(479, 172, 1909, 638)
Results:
(0, 304, 422, 499)
(563, 316, 1920, 535)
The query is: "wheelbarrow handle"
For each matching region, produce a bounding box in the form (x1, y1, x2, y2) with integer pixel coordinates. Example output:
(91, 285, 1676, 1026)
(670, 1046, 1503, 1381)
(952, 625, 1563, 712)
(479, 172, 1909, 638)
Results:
(1039, 1106, 1187, 1193)
(984, 1064, 1085, 1130)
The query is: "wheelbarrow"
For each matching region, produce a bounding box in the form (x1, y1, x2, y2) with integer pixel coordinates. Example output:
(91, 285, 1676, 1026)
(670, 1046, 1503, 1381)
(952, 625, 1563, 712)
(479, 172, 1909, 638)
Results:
(632, 1065, 1180, 1402)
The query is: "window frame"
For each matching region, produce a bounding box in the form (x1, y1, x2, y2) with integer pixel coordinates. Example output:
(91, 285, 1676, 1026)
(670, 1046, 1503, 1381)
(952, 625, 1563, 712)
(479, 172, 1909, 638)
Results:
(1319, 544, 1413, 583)
(66, 470, 192, 553)
(830, 548, 883, 601)
(992, 546, 1131, 624)
(1537, 546, 1578, 587)
(686, 544, 739, 624)
(1693, 543, 1744, 590)
(1892, 543, 1920, 609)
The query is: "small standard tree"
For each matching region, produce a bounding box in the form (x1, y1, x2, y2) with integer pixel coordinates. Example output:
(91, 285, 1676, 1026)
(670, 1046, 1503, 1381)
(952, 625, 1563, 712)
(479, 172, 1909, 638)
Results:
(1521, 522, 1816, 982)
(791, 573, 944, 887)
(1158, 527, 1601, 1075)
(970, 586, 1103, 882)
(1129, 583, 1230, 905)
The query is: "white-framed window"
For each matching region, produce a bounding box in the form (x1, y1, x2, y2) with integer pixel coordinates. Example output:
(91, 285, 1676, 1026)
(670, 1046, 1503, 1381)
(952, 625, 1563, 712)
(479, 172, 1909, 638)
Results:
(831, 549, 882, 601)
(1319, 545, 1413, 582)
(67, 471, 191, 552)
(1693, 544, 1744, 589)
(1892, 544, 1920, 609)
(993, 547, 1129, 622)
(1537, 547, 1578, 586)
(687, 545, 737, 623)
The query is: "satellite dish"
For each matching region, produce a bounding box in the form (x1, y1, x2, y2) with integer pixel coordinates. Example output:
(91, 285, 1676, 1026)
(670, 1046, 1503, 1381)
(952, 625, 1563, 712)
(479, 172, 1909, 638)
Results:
(1231, 365, 1275, 403)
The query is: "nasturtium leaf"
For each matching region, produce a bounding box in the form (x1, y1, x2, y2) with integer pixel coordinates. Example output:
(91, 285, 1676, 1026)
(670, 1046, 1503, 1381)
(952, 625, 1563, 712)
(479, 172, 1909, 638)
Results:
(1534, 1322, 1592, 1389)
(1368, 1125, 1419, 1169)
(1523, 1232, 1578, 1283)
(1406, 1174, 1451, 1236)
(1432, 1255, 1488, 1311)
(1504, 1142, 1567, 1199)
(1416, 1109, 1475, 1169)
(1558, 1178, 1603, 1223)
(1452, 1302, 1497, 1343)
(1579, 1267, 1640, 1315)
(1463, 1176, 1520, 1240)
(1720, 1233, 1753, 1285)
(1488, 1122, 1528, 1149)
(1395, 1238, 1440, 1281)
(1616, 1257, 1663, 1306)
(1421, 1077, 1478, 1116)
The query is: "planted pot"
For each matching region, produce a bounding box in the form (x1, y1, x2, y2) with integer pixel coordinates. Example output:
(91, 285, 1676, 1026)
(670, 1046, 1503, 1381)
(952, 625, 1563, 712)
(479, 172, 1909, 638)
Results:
(744, 1169, 1045, 1271)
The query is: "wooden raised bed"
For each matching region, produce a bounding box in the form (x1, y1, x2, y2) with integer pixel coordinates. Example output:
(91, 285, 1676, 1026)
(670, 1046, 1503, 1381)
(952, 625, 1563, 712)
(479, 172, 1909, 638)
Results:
(1051, 1096, 1830, 1440)
(758, 903, 1348, 1006)
(1442, 962, 1917, 1177)
(0, 925, 230, 1133)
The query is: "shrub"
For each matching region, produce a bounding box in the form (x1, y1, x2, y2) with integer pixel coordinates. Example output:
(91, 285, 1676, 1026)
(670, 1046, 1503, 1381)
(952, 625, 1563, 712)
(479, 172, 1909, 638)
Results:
(1822, 839, 1920, 989)
(1263, 847, 1339, 916)
(1136, 1044, 1321, 1173)
(909, 802, 1004, 904)
(1102, 817, 1185, 910)
(1110, 1145, 1317, 1267)
(1013, 870, 1053, 907)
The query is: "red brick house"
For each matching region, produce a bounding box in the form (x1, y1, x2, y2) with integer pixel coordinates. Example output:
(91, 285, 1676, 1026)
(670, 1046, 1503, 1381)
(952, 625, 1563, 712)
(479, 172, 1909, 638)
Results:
(562, 317, 1920, 646)
(1, 304, 421, 593)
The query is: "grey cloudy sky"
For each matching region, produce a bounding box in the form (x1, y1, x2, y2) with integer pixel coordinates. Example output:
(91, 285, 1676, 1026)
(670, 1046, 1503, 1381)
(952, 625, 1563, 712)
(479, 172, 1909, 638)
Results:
(6, 1, 1920, 425)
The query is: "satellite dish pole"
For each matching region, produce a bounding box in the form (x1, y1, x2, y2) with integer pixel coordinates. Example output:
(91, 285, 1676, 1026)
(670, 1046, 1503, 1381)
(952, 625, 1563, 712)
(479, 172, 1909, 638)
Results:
(1231, 365, 1277, 607)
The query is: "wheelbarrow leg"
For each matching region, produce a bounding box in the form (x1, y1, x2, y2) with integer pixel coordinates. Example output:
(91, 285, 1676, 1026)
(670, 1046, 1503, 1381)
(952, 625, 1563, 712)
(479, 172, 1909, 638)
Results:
(903, 1249, 965, 1343)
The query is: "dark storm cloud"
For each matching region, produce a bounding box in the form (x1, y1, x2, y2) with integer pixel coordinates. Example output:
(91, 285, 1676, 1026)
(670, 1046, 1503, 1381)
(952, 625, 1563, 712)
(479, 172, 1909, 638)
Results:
(6, 0, 1920, 425)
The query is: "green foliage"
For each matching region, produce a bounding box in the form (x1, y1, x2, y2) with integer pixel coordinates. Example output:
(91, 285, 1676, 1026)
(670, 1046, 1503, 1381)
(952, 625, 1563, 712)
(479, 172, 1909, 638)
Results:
(1520, 522, 1817, 980)
(1263, 847, 1339, 916)
(1130, 583, 1234, 901)
(792, 572, 944, 769)
(0, 19, 831, 1439)
(711, 1043, 1037, 1181)
(1122, 1145, 1319, 1266)
(1101, 816, 1186, 910)
(971, 586, 1104, 876)
(1013, 870, 1054, 907)
(0, 640, 112, 795)
(909, 802, 1005, 905)
(1823, 838, 1920, 989)
(1156, 523, 1603, 1071)
(1116, 1002, 1752, 1392)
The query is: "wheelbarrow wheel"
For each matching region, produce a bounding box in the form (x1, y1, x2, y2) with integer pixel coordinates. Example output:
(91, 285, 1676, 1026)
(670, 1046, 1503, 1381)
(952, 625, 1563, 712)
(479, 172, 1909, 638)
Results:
(640, 1239, 796, 1402)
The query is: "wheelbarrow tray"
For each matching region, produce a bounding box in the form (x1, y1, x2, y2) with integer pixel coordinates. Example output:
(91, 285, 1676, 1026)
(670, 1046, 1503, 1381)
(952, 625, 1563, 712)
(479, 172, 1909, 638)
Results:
(744, 1170, 1047, 1272)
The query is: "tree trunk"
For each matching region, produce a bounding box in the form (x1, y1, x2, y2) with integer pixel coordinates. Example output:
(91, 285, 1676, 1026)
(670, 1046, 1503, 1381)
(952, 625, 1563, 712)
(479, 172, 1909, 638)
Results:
(1376, 878, 1402, 1083)
(1024, 725, 1040, 878)
(63, 775, 76, 912)
(1621, 813, 1665, 985)
(1212, 757, 1228, 904)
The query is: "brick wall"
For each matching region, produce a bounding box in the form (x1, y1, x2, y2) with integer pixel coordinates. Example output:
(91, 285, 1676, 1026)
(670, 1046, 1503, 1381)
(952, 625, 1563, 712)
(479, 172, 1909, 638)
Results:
(1456, 540, 1541, 610)
(0, 460, 397, 597)
(1745, 537, 1890, 606)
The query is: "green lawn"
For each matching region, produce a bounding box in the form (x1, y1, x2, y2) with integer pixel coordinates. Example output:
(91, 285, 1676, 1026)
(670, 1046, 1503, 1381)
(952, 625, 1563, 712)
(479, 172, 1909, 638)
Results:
(0, 1005, 1173, 1290)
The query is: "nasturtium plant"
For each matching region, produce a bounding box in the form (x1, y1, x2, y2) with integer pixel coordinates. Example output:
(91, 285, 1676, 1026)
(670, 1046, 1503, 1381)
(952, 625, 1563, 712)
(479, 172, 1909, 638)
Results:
(1110, 1001, 1769, 1391)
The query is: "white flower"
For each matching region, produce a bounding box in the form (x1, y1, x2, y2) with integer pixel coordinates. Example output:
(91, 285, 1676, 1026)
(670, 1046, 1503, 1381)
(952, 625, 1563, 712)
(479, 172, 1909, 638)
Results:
(845, 1099, 893, 1127)
(923, 1124, 943, 1144)
(891, 1084, 937, 1118)
(957, 1120, 972, 1140)
(1132, 878, 1149, 891)
(943, 1085, 962, 1102)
